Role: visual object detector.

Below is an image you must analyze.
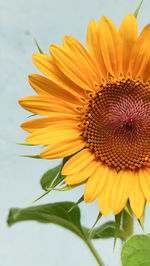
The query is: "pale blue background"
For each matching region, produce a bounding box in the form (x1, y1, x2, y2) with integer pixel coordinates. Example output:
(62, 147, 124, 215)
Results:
(1, 0, 150, 265)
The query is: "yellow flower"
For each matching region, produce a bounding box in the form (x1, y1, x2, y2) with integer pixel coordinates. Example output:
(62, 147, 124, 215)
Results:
(19, 14, 150, 219)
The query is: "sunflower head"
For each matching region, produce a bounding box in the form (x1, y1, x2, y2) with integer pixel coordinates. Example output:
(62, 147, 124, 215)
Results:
(19, 14, 150, 219)
(82, 77, 150, 172)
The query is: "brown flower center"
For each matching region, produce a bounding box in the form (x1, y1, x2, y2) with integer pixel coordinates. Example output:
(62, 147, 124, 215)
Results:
(82, 78, 150, 171)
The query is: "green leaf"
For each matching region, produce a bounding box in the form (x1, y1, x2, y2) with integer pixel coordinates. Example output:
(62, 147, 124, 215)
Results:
(114, 212, 122, 249)
(40, 164, 62, 191)
(134, 0, 144, 18)
(121, 235, 150, 266)
(33, 37, 44, 54)
(90, 221, 125, 240)
(7, 202, 87, 240)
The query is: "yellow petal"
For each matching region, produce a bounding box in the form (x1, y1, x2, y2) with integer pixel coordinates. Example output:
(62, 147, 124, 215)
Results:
(49, 44, 96, 91)
(32, 53, 87, 98)
(21, 116, 80, 133)
(99, 16, 122, 77)
(142, 59, 150, 81)
(119, 14, 138, 75)
(139, 168, 150, 205)
(29, 74, 83, 105)
(129, 24, 150, 79)
(86, 19, 107, 79)
(63, 36, 100, 85)
(84, 164, 108, 203)
(41, 137, 85, 159)
(129, 171, 145, 218)
(62, 149, 95, 175)
(111, 170, 131, 215)
(98, 168, 117, 216)
(19, 96, 79, 116)
(25, 126, 81, 145)
(65, 159, 99, 185)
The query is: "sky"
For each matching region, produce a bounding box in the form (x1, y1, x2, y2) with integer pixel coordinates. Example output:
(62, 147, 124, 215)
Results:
(1, 0, 150, 265)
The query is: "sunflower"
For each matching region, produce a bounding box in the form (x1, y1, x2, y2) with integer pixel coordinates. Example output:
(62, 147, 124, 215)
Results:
(19, 14, 150, 219)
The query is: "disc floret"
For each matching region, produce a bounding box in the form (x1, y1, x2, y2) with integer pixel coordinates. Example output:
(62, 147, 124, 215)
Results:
(82, 78, 150, 171)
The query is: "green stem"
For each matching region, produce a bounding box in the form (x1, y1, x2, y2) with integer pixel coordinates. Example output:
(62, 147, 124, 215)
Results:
(122, 209, 134, 241)
(85, 239, 105, 266)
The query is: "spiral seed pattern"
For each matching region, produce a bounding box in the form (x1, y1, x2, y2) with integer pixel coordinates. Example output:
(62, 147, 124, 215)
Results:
(82, 78, 150, 171)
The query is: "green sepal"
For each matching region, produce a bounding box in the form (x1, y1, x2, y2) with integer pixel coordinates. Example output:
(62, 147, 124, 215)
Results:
(30, 190, 50, 204)
(40, 156, 71, 191)
(114, 212, 122, 249)
(88, 212, 102, 238)
(32, 182, 85, 204)
(26, 114, 37, 118)
(124, 202, 133, 217)
(30, 185, 74, 204)
(31, 156, 73, 203)
(33, 37, 44, 54)
(67, 195, 84, 213)
(134, 0, 144, 18)
(40, 164, 63, 191)
(51, 172, 65, 188)
(138, 207, 145, 233)
(62, 155, 72, 165)
(19, 155, 41, 159)
(46, 184, 77, 192)
(16, 143, 36, 146)
(89, 221, 125, 240)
